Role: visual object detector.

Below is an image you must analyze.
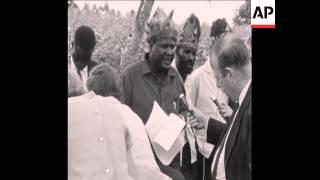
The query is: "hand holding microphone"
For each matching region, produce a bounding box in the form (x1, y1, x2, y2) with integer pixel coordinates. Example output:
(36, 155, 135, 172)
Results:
(177, 94, 191, 121)
(210, 95, 233, 120)
(177, 94, 208, 130)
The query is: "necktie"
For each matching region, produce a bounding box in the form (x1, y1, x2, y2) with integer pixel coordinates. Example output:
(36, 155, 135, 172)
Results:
(212, 102, 239, 180)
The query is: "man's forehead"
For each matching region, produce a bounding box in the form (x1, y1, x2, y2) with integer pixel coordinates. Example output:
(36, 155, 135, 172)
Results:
(157, 38, 176, 45)
(180, 46, 197, 52)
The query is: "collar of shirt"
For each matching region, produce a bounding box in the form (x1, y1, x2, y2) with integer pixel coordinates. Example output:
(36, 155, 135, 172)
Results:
(82, 91, 96, 99)
(238, 79, 251, 106)
(82, 91, 119, 105)
(69, 55, 88, 73)
(203, 59, 213, 74)
(80, 65, 88, 75)
(70, 55, 89, 91)
(69, 55, 77, 72)
(142, 53, 176, 78)
(171, 58, 177, 70)
(80, 66, 88, 91)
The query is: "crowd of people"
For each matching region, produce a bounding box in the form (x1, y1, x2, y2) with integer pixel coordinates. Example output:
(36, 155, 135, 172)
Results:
(68, 7, 251, 180)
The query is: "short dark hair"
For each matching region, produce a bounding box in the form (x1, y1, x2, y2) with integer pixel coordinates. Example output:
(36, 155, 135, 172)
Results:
(74, 26, 96, 51)
(212, 34, 249, 76)
(86, 64, 122, 100)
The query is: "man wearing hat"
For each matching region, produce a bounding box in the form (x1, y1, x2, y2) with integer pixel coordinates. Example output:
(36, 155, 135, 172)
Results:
(172, 14, 201, 82)
(121, 8, 188, 180)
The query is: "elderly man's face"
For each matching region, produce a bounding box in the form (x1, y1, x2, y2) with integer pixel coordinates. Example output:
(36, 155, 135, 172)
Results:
(150, 38, 176, 71)
(176, 47, 197, 75)
(210, 53, 237, 102)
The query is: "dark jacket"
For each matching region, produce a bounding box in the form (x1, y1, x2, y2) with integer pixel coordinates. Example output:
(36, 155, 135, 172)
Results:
(207, 85, 251, 180)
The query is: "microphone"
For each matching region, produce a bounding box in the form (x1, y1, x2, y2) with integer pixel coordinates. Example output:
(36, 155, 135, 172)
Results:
(178, 94, 189, 110)
(210, 95, 220, 107)
(179, 94, 196, 135)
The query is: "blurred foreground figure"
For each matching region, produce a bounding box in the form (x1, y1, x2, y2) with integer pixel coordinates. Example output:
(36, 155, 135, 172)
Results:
(68, 64, 171, 180)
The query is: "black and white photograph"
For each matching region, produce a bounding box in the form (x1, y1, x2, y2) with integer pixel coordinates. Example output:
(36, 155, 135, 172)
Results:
(68, 0, 252, 180)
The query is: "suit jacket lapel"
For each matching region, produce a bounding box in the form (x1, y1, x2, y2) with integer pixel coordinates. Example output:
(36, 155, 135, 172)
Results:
(225, 84, 251, 166)
(214, 110, 236, 153)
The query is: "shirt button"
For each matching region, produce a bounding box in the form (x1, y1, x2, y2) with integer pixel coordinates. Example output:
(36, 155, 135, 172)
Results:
(105, 168, 110, 173)
(98, 137, 104, 142)
(94, 110, 100, 115)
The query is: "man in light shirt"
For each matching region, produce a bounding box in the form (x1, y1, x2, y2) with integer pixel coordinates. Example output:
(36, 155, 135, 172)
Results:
(184, 58, 232, 180)
(183, 20, 233, 180)
(190, 34, 252, 180)
(69, 25, 98, 91)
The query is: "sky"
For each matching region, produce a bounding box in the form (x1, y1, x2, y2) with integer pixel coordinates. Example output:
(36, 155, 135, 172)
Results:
(74, 0, 245, 26)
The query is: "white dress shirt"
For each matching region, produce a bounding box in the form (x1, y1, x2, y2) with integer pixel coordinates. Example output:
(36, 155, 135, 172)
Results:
(68, 92, 171, 180)
(211, 79, 251, 180)
(185, 60, 229, 158)
(68, 92, 134, 180)
(69, 56, 88, 91)
(107, 96, 171, 180)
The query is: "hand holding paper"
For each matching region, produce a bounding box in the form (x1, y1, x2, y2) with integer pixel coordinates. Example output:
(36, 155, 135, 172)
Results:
(153, 113, 186, 151)
(145, 101, 187, 165)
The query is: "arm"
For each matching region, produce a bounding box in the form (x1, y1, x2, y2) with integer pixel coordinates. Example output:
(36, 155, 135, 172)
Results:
(117, 102, 171, 180)
(206, 118, 227, 145)
(190, 108, 227, 146)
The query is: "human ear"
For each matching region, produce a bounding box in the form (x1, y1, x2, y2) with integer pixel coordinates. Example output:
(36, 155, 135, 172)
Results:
(224, 67, 234, 79)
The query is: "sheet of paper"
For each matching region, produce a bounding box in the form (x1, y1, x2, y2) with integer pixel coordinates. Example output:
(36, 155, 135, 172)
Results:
(145, 101, 168, 140)
(154, 113, 186, 151)
(145, 101, 188, 165)
(152, 132, 187, 165)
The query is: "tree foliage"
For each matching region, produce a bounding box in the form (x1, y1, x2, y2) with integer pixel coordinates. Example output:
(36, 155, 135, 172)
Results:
(68, 1, 214, 73)
(233, 0, 251, 26)
(210, 18, 228, 40)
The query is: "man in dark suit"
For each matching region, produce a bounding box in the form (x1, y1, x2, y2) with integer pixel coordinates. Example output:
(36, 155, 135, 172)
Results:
(69, 25, 98, 90)
(190, 33, 251, 180)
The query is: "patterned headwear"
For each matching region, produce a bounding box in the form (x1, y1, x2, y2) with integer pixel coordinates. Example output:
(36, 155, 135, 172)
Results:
(146, 8, 178, 43)
(232, 24, 251, 43)
(177, 13, 201, 51)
